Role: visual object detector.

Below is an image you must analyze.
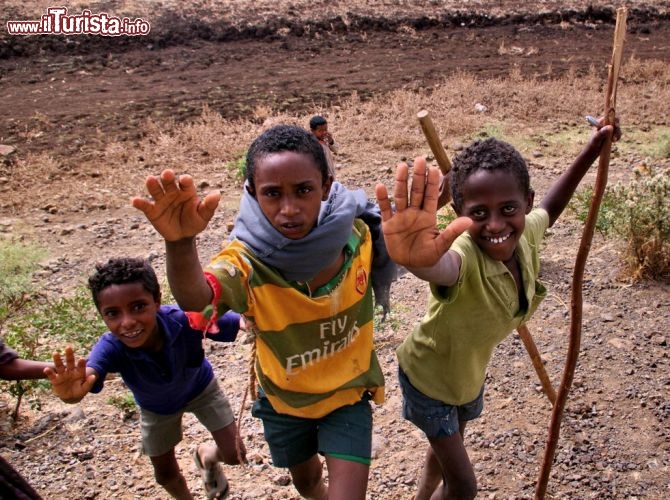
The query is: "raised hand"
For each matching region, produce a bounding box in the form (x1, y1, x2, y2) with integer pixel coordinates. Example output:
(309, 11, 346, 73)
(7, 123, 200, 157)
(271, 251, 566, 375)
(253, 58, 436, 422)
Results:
(45, 347, 97, 404)
(131, 169, 221, 242)
(375, 157, 472, 268)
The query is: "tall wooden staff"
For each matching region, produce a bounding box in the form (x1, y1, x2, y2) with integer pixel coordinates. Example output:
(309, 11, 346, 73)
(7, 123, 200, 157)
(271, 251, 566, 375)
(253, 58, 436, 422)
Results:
(417, 110, 557, 405)
(534, 7, 627, 498)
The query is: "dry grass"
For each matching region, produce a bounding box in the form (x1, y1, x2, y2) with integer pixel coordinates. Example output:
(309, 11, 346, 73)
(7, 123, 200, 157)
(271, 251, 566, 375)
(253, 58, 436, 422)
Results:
(5, 56, 670, 216)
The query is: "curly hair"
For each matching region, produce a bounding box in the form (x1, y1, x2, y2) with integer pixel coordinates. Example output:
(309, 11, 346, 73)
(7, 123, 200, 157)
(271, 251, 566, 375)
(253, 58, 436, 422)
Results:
(308, 115, 328, 130)
(245, 124, 329, 190)
(449, 137, 531, 212)
(88, 257, 160, 309)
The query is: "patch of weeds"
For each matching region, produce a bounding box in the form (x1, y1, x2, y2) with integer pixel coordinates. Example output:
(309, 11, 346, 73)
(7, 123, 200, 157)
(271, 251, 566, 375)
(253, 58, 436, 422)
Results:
(0, 239, 46, 326)
(8, 286, 105, 355)
(570, 186, 620, 235)
(618, 126, 670, 159)
(107, 392, 137, 420)
(659, 133, 670, 159)
(0, 239, 48, 421)
(436, 207, 457, 231)
(2, 287, 104, 421)
(570, 167, 669, 279)
(473, 122, 506, 142)
(226, 150, 247, 181)
(374, 302, 409, 332)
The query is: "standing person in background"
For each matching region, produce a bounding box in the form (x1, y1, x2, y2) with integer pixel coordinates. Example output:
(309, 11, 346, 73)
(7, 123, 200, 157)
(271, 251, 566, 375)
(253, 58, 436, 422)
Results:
(309, 115, 339, 179)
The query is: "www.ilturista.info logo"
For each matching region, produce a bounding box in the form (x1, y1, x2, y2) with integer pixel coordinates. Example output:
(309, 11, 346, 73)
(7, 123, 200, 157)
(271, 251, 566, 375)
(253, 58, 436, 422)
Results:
(6, 7, 151, 36)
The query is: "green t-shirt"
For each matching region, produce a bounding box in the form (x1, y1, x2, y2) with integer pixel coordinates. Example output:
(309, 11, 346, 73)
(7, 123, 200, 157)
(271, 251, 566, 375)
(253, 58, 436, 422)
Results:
(397, 208, 550, 405)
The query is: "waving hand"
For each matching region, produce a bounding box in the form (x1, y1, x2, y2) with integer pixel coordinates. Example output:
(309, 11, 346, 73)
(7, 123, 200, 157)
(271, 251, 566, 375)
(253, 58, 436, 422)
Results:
(132, 169, 221, 242)
(45, 347, 97, 404)
(375, 157, 471, 268)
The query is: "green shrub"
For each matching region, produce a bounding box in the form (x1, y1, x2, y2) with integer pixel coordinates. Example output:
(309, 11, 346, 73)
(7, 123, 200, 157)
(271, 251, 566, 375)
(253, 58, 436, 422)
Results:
(1, 277, 104, 421)
(660, 134, 670, 159)
(0, 239, 47, 420)
(570, 168, 669, 279)
(107, 392, 137, 420)
(436, 207, 457, 231)
(4, 286, 103, 359)
(0, 239, 46, 326)
(226, 151, 247, 181)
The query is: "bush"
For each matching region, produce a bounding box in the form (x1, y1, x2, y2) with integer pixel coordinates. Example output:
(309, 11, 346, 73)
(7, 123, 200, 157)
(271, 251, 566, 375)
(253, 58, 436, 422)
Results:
(0, 239, 47, 420)
(1, 286, 105, 420)
(6, 287, 104, 357)
(107, 392, 137, 420)
(571, 168, 670, 280)
(1, 239, 104, 420)
(0, 239, 46, 326)
(226, 150, 247, 181)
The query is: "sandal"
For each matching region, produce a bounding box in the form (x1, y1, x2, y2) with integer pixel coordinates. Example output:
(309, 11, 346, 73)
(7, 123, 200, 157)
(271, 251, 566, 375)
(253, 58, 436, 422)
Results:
(192, 445, 230, 499)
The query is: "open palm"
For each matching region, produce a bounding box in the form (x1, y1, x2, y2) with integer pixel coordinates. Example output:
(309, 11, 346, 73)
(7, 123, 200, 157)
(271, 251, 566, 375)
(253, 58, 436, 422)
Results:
(45, 347, 97, 403)
(375, 158, 471, 268)
(132, 169, 221, 242)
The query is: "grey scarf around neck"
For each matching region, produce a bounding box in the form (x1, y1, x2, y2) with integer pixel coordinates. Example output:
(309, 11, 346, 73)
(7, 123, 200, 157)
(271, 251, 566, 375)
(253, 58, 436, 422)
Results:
(230, 181, 372, 282)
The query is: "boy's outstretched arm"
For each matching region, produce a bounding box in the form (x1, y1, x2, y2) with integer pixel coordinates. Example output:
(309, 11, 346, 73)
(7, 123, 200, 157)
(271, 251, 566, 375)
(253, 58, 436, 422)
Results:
(0, 358, 52, 380)
(541, 120, 619, 226)
(132, 169, 217, 310)
(45, 347, 97, 404)
(375, 156, 471, 269)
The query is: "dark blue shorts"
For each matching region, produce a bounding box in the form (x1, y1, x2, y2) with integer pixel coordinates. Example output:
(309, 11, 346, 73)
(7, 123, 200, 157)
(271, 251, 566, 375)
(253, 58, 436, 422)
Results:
(251, 392, 373, 468)
(398, 366, 484, 438)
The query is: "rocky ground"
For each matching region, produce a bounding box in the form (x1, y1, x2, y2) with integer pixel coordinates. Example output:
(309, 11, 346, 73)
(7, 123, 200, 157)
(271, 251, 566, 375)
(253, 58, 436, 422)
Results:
(1, 1, 669, 499)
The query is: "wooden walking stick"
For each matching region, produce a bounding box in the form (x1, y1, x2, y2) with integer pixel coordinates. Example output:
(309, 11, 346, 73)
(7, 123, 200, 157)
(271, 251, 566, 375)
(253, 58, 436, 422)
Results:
(417, 109, 557, 405)
(534, 7, 627, 498)
(417, 110, 452, 173)
(518, 324, 557, 405)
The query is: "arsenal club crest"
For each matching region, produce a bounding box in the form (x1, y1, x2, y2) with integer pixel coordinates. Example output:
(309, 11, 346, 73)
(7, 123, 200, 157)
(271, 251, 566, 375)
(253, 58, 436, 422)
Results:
(355, 266, 367, 295)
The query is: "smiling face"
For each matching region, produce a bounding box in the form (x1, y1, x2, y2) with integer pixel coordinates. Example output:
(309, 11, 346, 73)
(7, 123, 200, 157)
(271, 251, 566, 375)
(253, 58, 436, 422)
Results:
(455, 168, 534, 263)
(249, 150, 331, 239)
(96, 282, 162, 351)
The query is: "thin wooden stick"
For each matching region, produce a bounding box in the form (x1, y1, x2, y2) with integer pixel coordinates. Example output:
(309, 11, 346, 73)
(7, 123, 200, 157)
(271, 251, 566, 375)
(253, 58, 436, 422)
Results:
(517, 324, 557, 405)
(534, 7, 627, 498)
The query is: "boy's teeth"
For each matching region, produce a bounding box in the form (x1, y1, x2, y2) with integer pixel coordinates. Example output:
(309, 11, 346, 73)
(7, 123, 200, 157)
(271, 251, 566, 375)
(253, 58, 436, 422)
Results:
(488, 234, 510, 244)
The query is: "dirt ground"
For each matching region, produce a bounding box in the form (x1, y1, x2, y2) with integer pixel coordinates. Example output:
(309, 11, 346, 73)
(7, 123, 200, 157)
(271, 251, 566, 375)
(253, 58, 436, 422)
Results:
(2, 1, 670, 166)
(1, 1, 669, 499)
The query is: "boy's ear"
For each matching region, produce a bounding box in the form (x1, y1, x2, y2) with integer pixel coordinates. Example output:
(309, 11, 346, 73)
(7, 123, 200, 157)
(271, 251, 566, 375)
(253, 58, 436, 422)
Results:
(245, 184, 256, 197)
(321, 175, 333, 201)
(525, 189, 535, 214)
(450, 201, 462, 216)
